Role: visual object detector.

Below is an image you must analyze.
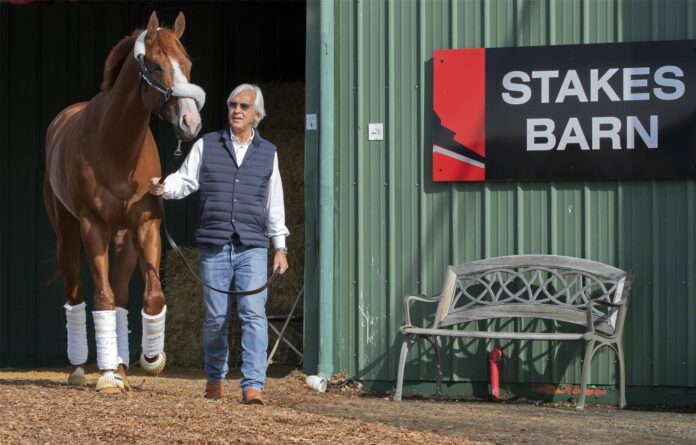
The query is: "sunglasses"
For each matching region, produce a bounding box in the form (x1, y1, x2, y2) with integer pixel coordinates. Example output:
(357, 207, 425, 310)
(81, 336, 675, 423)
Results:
(228, 101, 252, 111)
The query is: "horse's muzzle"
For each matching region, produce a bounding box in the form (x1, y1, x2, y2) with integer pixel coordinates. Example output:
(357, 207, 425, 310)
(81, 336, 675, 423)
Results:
(175, 116, 202, 141)
(173, 98, 202, 141)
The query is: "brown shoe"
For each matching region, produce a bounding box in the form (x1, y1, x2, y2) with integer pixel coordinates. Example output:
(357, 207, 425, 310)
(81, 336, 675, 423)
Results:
(204, 380, 223, 400)
(242, 388, 264, 405)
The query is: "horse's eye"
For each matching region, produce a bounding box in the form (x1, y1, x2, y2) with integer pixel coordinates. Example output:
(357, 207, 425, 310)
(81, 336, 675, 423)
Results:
(152, 63, 163, 73)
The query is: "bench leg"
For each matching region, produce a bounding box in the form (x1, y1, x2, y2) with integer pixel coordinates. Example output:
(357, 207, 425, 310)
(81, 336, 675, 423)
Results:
(616, 341, 626, 409)
(577, 339, 596, 411)
(434, 336, 444, 400)
(394, 335, 415, 401)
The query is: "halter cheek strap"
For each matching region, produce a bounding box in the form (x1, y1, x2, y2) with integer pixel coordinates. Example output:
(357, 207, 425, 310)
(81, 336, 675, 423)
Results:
(133, 30, 206, 115)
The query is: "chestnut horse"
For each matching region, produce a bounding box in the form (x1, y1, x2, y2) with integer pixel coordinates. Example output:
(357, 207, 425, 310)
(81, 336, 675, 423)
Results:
(44, 12, 205, 393)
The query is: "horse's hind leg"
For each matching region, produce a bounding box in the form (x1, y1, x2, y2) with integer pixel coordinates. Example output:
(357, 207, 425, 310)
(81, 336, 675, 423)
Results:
(44, 182, 87, 386)
(111, 229, 138, 390)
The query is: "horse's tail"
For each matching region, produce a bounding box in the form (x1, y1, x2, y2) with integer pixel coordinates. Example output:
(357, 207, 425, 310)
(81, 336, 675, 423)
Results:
(44, 247, 63, 286)
(43, 243, 85, 286)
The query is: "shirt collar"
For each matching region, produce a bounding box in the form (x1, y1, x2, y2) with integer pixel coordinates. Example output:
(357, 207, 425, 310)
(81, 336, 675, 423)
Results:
(229, 128, 255, 147)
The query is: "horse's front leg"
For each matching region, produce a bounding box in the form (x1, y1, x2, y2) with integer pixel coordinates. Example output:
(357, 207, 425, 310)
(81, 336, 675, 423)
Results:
(135, 217, 167, 375)
(79, 215, 125, 393)
(111, 228, 139, 390)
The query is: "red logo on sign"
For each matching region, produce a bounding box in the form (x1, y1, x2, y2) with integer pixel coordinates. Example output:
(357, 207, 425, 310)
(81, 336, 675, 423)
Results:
(433, 48, 486, 181)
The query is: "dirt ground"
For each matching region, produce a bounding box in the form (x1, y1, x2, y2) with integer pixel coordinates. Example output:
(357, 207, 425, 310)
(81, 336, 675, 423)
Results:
(1, 366, 695, 445)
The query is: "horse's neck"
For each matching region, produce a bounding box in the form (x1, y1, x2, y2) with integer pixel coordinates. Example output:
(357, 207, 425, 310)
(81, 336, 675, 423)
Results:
(96, 56, 152, 161)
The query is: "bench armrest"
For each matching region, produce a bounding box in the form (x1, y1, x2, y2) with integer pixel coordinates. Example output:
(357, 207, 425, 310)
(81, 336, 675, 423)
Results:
(585, 298, 628, 337)
(402, 294, 441, 328)
(588, 299, 627, 308)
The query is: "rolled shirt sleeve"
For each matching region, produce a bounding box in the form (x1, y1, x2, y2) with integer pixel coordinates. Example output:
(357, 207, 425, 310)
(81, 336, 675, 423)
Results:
(266, 153, 290, 249)
(162, 138, 203, 200)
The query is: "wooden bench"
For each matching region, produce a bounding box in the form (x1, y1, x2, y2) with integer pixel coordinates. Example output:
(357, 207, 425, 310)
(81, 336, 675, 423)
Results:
(394, 255, 633, 410)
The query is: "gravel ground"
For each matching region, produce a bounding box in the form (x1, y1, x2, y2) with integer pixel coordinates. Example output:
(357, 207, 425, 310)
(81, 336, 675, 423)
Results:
(1, 366, 695, 445)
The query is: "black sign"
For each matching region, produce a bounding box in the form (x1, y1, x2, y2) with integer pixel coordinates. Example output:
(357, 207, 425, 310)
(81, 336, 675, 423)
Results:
(433, 41, 696, 181)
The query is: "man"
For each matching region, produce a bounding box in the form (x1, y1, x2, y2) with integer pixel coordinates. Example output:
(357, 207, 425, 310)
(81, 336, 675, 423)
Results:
(149, 83, 289, 404)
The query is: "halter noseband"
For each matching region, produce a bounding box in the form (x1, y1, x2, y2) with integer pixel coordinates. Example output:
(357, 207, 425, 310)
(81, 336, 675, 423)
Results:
(137, 54, 173, 116)
(133, 30, 206, 117)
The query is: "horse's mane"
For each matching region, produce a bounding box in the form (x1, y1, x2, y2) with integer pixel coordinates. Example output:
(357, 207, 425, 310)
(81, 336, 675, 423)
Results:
(100, 28, 192, 92)
(100, 30, 141, 91)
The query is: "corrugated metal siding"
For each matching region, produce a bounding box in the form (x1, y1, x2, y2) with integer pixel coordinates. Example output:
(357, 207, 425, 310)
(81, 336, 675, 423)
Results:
(320, 0, 696, 389)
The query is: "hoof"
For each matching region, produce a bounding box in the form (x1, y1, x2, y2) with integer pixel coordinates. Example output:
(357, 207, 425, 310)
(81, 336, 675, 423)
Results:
(117, 364, 131, 391)
(139, 351, 166, 376)
(95, 371, 126, 394)
(67, 366, 87, 386)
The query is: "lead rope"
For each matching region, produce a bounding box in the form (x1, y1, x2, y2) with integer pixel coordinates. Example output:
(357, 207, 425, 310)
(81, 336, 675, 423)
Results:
(158, 140, 279, 296)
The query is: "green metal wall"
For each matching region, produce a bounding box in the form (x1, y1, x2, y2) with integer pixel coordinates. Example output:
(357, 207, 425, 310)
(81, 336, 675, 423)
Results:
(305, 0, 696, 398)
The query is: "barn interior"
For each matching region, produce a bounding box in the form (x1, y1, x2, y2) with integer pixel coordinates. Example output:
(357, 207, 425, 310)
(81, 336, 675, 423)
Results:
(0, 0, 307, 368)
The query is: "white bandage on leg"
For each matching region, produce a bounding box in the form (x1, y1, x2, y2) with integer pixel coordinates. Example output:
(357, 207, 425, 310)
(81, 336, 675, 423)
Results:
(64, 302, 88, 366)
(93, 310, 119, 371)
(115, 307, 130, 368)
(141, 305, 167, 358)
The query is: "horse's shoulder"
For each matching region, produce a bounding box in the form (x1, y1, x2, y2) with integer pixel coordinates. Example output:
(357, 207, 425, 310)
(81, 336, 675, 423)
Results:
(47, 102, 90, 144)
(52, 102, 88, 124)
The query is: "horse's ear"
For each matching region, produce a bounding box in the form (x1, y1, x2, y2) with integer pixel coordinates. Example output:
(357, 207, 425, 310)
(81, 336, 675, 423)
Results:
(173, 12, 185, 38)
(146, 11, 159, 41)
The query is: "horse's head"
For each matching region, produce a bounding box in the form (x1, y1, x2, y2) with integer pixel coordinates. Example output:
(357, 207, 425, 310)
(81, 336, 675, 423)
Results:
(135, 12, 204, 142)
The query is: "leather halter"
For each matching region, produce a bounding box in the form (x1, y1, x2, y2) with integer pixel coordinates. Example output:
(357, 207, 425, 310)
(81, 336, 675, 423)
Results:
(136, 54, 171, 117)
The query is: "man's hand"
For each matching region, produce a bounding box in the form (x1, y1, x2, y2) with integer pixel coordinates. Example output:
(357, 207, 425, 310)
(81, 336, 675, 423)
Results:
(149, 177, 164, 196)
(273, 251, 288, 275)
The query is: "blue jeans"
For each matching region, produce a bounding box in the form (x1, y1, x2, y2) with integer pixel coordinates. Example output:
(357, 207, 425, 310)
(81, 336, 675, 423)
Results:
(198, 241, 268, 391)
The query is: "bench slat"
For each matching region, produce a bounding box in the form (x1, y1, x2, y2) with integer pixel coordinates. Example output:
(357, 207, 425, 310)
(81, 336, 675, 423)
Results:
(439, 304, 616, 335)
(401, 326, 585, 341)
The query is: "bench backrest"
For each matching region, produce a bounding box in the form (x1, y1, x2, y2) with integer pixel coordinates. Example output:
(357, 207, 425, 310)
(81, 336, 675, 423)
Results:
(434, 255, 631, 335)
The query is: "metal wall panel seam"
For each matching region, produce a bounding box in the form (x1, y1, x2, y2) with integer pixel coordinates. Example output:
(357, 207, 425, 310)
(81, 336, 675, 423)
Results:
(369, 0, 387, 381)
(651, 0, 659, 39)
(447, 0, 459, 382)
(616, 181, 625, 383)
(370, 0, 384, 380)
(616, 0, 625, 42)
(386, 0, 397, 380)
(651, 181, 660, 386)
(339, 0, 358, 377)
(550, 182, 558, 255)
(516, 184, 524, 254)
(484, 186, 491, 259)
(450, 0, 460, 298)
(355, 0, 366, 377)
(417, 0, 426, 298)
(688, 180, 695, 386)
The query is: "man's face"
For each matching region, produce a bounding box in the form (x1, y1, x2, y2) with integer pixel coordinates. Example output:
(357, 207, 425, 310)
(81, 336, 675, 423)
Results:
(228, 90, 258, 135)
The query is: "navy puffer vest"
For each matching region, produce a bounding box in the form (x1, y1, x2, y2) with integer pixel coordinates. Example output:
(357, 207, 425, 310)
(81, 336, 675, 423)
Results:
(195, 127, 276, 248)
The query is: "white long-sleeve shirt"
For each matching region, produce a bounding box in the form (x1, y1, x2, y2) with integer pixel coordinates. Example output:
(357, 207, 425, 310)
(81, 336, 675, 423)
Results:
(162, 129, 289, 249)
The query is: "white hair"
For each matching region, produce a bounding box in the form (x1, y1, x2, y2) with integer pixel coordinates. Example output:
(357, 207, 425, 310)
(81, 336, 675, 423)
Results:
(226, 83, 266, 128)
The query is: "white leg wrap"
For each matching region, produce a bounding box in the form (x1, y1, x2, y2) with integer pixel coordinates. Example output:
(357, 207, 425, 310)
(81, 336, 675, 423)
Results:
(115, 307, 130, 368)
(93, 310, 119, 371)
(141, 305, 166, 358)
(64, 302, 88, 365)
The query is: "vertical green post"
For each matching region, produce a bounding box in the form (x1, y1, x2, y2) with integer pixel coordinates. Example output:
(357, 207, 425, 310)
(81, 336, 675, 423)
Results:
(317, 0, 335, 378)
